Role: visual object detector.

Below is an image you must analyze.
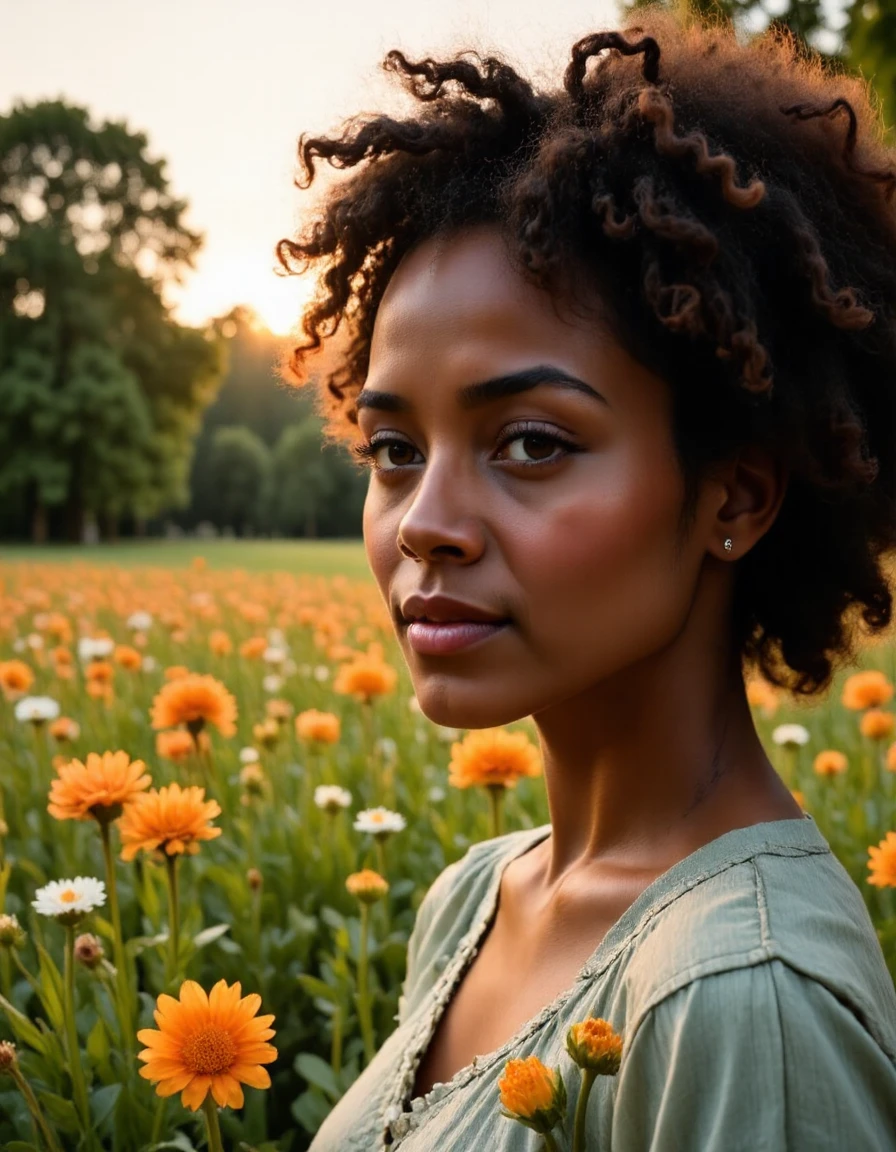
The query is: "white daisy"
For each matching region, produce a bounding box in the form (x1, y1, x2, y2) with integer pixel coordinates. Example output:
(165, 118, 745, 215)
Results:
(428, 786, 446, 803)
(126, 611, 153, 631)
(772, 724, 810, 748)
(262, 674, 283, 694)
(14, 696, 60, 724)
(26, 633, 44, 651)
(77, 636, 114, 662)
(239, 747, 260, 764)
(314, 785, 353, 813)
(263, 647, 287, 665)
(313, 665, 330, 683)
(353, 806, 406, 837)
(33, 877, 106, 924)
(141, 656, 157, 673)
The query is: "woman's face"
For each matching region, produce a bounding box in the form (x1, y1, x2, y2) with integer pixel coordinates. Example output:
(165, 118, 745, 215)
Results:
(357, 225, 718, 729)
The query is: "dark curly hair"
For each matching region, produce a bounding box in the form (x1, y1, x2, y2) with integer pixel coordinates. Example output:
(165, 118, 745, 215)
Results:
(275, 5, 896, 698)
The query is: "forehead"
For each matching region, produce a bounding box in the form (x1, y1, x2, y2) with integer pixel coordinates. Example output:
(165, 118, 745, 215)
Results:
(369, 225, 603, 369)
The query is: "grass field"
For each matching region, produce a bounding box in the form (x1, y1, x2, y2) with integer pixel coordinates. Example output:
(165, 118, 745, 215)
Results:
(0, 538, 373, 580)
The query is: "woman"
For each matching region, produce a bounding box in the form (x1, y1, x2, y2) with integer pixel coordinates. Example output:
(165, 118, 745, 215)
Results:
(278, 7, 896, 1149)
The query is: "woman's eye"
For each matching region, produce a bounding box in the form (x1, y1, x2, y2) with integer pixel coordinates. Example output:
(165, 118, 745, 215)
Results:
(351, 427, 575, 473)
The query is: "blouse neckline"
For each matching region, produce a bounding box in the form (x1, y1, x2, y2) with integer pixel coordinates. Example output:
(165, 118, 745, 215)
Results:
(383, 812, 826, 1147)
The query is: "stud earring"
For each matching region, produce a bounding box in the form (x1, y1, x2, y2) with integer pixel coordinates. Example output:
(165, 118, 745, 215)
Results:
(723, 538, 733, 552)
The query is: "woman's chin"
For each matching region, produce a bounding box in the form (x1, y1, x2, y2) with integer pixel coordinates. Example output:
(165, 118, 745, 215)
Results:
(412, 689, 530, 731)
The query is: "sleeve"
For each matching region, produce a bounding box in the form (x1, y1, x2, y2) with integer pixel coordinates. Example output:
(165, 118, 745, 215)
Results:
(609, 960, 896, 1152)
(395, 855, 465, 1027)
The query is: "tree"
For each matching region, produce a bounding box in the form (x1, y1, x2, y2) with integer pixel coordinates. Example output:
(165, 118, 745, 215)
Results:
(620, 1, 896, 133)
(0, 99, 225, 540)
(207, 426, 272, 536)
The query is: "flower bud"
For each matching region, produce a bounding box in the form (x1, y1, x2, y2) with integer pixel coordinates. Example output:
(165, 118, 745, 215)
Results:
(74, 933, 105, 969)
(0, 1040, 17, 1073)
(498, 1055, 567, 1136)
(566, 1017, 623, 1075)
(247, 868, 263, 891)
(345, 868, 389, 905)
(0, 913, 25, 949)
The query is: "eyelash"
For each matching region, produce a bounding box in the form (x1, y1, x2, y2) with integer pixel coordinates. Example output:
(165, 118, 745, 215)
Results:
(351, 422, 579, 474)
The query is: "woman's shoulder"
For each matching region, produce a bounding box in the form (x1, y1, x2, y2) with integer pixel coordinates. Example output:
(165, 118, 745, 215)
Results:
(618, 816, 896, 1062)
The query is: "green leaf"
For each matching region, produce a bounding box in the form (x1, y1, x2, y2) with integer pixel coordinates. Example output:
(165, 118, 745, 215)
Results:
(191, 922, 230, 950)
(89, 1081, 122, 1128)
(5, 1142, 42, 1152)
(34, 940, 65, 1032)
(293, 1051, 341, 1102)
(295, 974, 338, 1004)
(124, 931, 168, 959)
(0, 992, 52, 1057)
(35, 1090, 80, 1133)
(86, 1016, 110, 1069)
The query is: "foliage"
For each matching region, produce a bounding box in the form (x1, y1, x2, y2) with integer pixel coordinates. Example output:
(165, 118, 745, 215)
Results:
(206, 426, 273, 537)
(0, 557, 893, 1150)
(0, 100, 225, 542)
(620, 0, 896, 130)
(180, 307, 367, 540)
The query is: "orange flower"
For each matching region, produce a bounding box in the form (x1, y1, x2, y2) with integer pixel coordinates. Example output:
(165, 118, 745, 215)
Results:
(208, 629, 232, 656)
(49, 716, 80, 742)
(118, 782, 222, 861)
(333, 654, 397, 703)
(867, 831, 896, 888)
(842, 670, 894, 711)
(566, 1017, 623, 1074)
(164, 665, 190, 682)
(745, 675, 779, 716)
(498, 1055, 566, 1131)
(345, 869, 389, 904)
(137, 978, 276, 1111)
(860, 709, 895, 741)
(813, 750, 848, 777)
(239, 637, 267, 660)
(150, 674, 237, 738)
(448, 728, 542, 790)
(265, 698, 293, 725)
(0, 659, 34, 701)
(295, 709, 341, 744)
(886, 743, 896, 773)
(48, 750, 151, 824)
(114, 645, 142, 671)
(791, 789, 805, 809)
(156, 730, 202, 762)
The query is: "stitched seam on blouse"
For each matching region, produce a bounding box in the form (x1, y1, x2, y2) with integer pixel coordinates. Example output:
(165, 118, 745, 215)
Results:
(753, 859, 772, 948)
(383, 840, 828, 1146)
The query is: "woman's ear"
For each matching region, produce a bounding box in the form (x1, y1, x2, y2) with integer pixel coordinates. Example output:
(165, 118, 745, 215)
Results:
(709, 445, 788, 561)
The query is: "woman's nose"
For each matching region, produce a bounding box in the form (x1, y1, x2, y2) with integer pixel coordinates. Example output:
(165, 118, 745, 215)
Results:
(395, 460, 486, 565)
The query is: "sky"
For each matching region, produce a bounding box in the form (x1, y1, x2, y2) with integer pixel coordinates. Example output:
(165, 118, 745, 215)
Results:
(2, 0, 847, 334)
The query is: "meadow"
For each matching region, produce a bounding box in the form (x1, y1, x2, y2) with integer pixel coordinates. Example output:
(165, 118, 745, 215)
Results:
(0, 542, 894, 1151)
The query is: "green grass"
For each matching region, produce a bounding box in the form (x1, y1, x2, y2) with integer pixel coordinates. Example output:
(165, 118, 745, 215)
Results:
(0, 538, 373, 580)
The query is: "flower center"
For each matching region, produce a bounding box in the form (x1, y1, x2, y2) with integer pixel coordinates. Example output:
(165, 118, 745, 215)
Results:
(59, 889, 79, 903)
(181, 1027, 237, 1075)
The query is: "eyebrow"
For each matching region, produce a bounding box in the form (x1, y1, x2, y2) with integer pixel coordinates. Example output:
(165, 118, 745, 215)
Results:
(354, 364, 609, 413)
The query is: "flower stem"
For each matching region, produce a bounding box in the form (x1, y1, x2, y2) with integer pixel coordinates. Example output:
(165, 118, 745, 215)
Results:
(572, 1068, 598, 1152)
(541, 1133, 561, 1152)
(100, 820, 133, 1056)
(63, 924, 94, 1141)
(202, 1094, 225, 1152)
(11, 1063, 66, 1152)
(165, 854, 180, 986)
(486, 785, 505, 839)
(356, 902, 375, 1065)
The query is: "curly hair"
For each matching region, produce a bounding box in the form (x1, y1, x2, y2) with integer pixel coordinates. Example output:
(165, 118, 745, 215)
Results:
(275, 5, 896, 697)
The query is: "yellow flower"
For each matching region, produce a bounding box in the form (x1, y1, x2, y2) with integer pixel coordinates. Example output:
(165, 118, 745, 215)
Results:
(48, 750, 151, 825)
(867, 831, 896, 888)
(498, 1055, 567, 1136)
(333, 655, 397, 703)
(860, 709, 895, 741)
(150, 674, 237, 738)
(137, 978, 276, 1111)
(813, 750, 848, 777)
(118, 783, 222, 861)
(345, 869, 389, 904)
(566, 1017, 623, 1075)
(295, 709, 341, 744)
(448, 728, 542, 790)
(842, 670, 894, 711)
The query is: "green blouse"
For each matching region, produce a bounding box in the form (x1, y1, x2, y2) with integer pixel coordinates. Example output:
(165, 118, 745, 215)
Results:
(307, 814, 896, 1150)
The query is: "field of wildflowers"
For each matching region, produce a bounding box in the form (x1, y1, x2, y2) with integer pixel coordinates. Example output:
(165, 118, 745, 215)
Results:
(0, 554, 894, 1151)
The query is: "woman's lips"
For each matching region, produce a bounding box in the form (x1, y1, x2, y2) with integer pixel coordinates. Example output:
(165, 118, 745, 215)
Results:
(405, 619, 510, 655)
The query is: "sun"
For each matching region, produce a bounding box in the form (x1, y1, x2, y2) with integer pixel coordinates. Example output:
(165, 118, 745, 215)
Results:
(248, 272, 318, 336)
